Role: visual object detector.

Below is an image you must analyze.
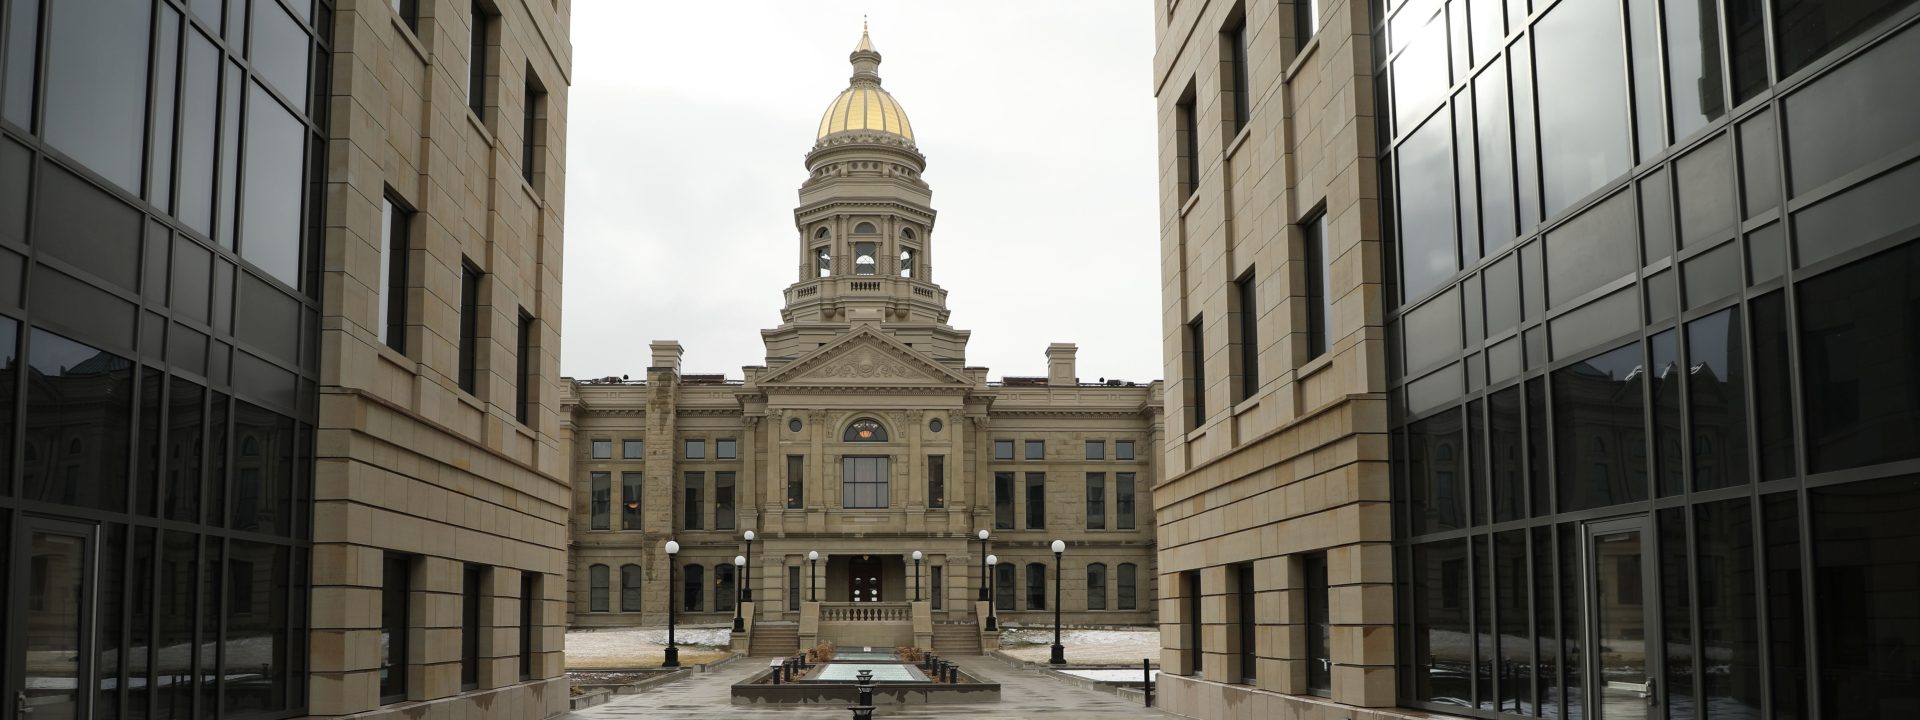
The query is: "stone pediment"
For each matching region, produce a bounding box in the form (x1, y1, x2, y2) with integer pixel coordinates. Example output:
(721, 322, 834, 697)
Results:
(757, 326, 972, 389)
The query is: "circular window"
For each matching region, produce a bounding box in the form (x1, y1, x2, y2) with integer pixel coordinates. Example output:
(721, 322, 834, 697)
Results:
(788, 418, 803, 433)
(929, 417, 943, 433)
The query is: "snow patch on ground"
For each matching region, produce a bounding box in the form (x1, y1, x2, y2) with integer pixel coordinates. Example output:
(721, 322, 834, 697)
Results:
(566, 625, 733, 669)
(997, 626, 1160, 666)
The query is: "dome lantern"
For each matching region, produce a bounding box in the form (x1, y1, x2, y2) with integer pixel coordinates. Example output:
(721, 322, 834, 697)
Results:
(816, 25, 914, 143)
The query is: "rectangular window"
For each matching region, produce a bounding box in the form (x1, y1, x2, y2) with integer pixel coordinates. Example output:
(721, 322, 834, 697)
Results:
(1027, 562, 1048, 610)
(684, 439, 705, 459)
(1184, 571, 1203, 674)
(928, 455, 946, 508)
(392, 0, 419, 31)
(468, 2, 491, 120)
(786, 455, 805, 509)
(683, 472, 704, 530)
(1236, 562, 1256, 683)
(931, 566, 944, 610)
(855, 241, 877, 275)
(1178, 91, 1199, 199)
(1025, 439, 1045, 460)
(589, 471, 610, 530)
(1026, 472, 1047, 529)
(996, 563, 1016, 611)
(1236, 269, 1259, 397)
(622, 439, 644, 459)
(458, 260, 481, 394)
(1116, 440, 1135, 460)
(461, 564, 483, 690)
(815, 246, 831, 277)
(519, 572, 537, 681)
(1088, 563, 1108, 610)
(995, 472, 1015, 529)
(1305, 552, 1331, 692)
(589, 564, 609, 613)
(1226, 17, 1250, 134)
(379, 195, 411, 353)
(842, 457, 890, 508)
(590, 439, 611, 459)
(715, 564, 735, 612)
(620, 472, 643, 530)
(683, 564, 703, 612)
(715, 471, 736, 530)
(1119, 563, 1138, 610)
(1085, 440, 1105, 460)
(788, 566, 801, 611)
(1188, 316, 1207, 425)
(1086, 473, 1107, 530)
(994, 439, 1014, 460)
(1297, 0, 1320, 48)
(381, 554, 411, 703)
(515, 310, 533, 424)
(716, 438, 737, 459)
(522, 72, 545, 186)
(1553, 342, 1647, 511)
(1303, 211, 1330, 359)
(620, 564, 642, 613)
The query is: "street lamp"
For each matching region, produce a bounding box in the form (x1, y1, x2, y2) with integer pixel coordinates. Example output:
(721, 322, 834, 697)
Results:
(742, 530, 756, 604)
(732, 555, 747, 632)
(912, 550, 923, 602)
(976, 529, 991, 601)
(808, 550, 819, 602)
(664, 540, 681, 668)
(1050, 539, 1066, 665)
(985, 554, 999, 631)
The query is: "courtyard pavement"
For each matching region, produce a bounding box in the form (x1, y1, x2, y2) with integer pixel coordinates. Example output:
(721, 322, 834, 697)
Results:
(559, 655, 1172, 719)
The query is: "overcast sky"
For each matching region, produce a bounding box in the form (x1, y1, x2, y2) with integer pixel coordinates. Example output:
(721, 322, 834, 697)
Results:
(561, 1, 1163, 384)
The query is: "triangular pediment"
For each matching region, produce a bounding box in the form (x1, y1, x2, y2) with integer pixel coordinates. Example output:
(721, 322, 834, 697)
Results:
(758, 325, 972, 389)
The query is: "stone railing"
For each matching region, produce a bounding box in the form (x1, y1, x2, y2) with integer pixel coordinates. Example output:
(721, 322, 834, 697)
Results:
(819, 602, 912, 623)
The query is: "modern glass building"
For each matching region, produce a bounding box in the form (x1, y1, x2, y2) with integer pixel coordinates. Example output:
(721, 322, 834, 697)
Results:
(1377, 0, 1920, 714)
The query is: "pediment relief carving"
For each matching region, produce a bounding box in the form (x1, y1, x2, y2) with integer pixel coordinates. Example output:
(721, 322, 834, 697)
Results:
(758, 329, 971, 388)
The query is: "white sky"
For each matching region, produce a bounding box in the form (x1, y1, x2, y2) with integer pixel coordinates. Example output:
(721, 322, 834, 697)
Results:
(560, 1, 1163, 383)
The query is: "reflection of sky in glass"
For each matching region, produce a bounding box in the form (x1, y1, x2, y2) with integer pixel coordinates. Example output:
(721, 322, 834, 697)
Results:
(1399, 116, 1457, 299)
(1686, 308, 1736, 379)
(1536, 0, 1630, 216)
(1394, 11, 1450, 134)
(29, 329, 115, 375)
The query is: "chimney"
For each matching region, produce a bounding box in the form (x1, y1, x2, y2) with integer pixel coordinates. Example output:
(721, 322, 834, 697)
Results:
(1046, 343, 1078, 386)
(649, 341, 684, 374)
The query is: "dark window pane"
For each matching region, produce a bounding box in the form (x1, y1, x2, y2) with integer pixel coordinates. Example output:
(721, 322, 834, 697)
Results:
(929, 455, 944, 508)
(1651, 329, 1685, 496)
(1668, 0, 1727, 141)
(1406, 287, 1463, 372)
(0, 321, 13, 490)
(621, 472, 643, 530)
(240, 85, 305, 286)
(683, 472, 703, 530)
(1558, 523, 1585, 718)
(1117, 472, 1137, 529)
(231, 401, 295, 536)
(1484, 254, 1520, 333)
(1, 0, 38, 127)
(1763, 493, 1809, 720)
(1681, 241, 1741, 308)
(682, 564, 702, 612)
(1642, 169, 1675, 265)
(458, 263, 480, 393)
(1696, 497, 1761, 717)
(1552, 341, 1648, 512)
(1409, 409, 1466, 535)
(1495, 530, 1529, 713)
(380, 554, 410, 700)
(224, 540, 290, 712)
(1532, 526, 1559, 717)
(715, 564, 734, 612)
(1474, 535, 1495, 708)
(1490, 386, 1524, 521)
(1791, 158, 1920, 267)
(1488, 336, 1521, 382)
(1411, 539, 1471, 706)
(1398, 113, 1458, 300)
(997, 563, 1015, 612)
(37, 163, 142, 292)
(1026, 562, 1047, 610)
(1739, 111, 1781, 218)
(1783, 28, 1920, 195)
(1548, 286, 1638, 361)
(1798, 240, 1920, 472)
(588, 564, 608, 613)
(1025, 472, 1046, 529)
(1, 139, 28, 247)
(1086, 473, 1106, 530)
(1676, 135, 1737, 248)
(236, 272, 299, 366)
(1750, 291, 1796, 479)
(1527, 378, 1550, 517)
(24, 328, 132, 511)
(1118, 563, 1138, 610)
(1088, 563, 1107, 610)
(589, 472, 609, 530)
(1545, 190, 1636, 308)
(1536, 0, 1631, 215)
(1468, 399, 1487, 527)
(1647, 269, 1678, 325)
(1658, 508, 1695, 720)
(621, 565, 641, 613)
(1747, 222, 1785, 284)
(786, 455, 803, 509)
(715, 471, 735, 530)
(1477, 58, 1518, 251)
(179, 30, 221, 235)
(1811, 474, 1920, 717)
(995, 471, 1014, 529)
(1687, 307, 1750, 491)
(1726, 0, 1768, 102)
(42, 0, 150, 191)
(1408, 362, 1463, 415)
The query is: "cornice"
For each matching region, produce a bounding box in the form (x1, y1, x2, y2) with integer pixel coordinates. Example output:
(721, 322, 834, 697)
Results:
(793, 201, 936, 226)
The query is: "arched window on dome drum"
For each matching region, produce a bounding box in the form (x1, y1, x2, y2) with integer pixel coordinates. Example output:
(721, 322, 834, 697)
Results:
(900, 248, 916, 278)
(854, 221, 877, 234)
(816, 246, 831, 277)
(900, 227, 915, 240)
(815, 227, 830, 239)
(855, 243, 877, 275)
(843, 418, 888, 442)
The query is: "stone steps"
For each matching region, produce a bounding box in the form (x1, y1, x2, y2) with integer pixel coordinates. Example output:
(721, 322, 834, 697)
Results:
(930, 622, 981, 655)
(748, 622, 799, 656)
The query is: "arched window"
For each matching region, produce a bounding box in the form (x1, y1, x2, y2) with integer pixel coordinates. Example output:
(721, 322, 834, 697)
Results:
(900, 227, 916, 240)
(854, 242, 877, 275)
(854, 221, 877, 234)
(816, 246, 832, 277)
(900, 248, 916, 278)
(241, 436, 260, 456)
(1026, 562, 1048, 610)
(1087, 563, 1108, 610)
(815, 227, 830, 239)
(1118, 563, 1138, 610)
(682, 564, 704, 612)
(589, 564, 609, 613)
(620, 564, 642, 612)
(843, 418, 888, 442)
(715, 564, 736, 612)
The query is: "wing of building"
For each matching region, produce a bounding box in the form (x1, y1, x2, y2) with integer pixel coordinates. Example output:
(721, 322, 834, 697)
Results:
(559, 30, 1166, 647)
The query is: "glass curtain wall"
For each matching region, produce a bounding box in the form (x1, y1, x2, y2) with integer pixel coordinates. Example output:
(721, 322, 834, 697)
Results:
(1376, 0, 1920, 714)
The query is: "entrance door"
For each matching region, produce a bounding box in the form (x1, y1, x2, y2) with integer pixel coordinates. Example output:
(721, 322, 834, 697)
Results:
(848, 556, 882, 602)
(8, 518, 96, 720)
(1585, 516, 1657, 720)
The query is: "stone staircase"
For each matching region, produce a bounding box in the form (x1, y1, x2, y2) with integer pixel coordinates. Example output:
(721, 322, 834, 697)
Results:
(931, 621, 982, 655)
(748, 622, 800, 656)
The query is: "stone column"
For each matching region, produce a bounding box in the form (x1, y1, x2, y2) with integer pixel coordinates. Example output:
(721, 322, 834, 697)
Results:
(903, 409, 924, 512)
(740, 414, 761, 532)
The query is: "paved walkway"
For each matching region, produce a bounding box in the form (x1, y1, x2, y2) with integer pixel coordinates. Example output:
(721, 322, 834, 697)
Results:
(560, 655, 1171, 719)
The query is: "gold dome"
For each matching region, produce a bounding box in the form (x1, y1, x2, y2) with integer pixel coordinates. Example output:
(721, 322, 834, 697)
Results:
(815, 27, 914, 142)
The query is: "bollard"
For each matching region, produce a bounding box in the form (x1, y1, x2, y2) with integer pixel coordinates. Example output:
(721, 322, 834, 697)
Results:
(947, 665, 959, 684)
(772, 665, 782, 685)
(848, 669, 876, 720)
(1143, 658, 1154, 707)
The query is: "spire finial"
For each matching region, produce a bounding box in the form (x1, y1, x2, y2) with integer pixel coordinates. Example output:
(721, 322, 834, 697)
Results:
(854, 17, 876, 54)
